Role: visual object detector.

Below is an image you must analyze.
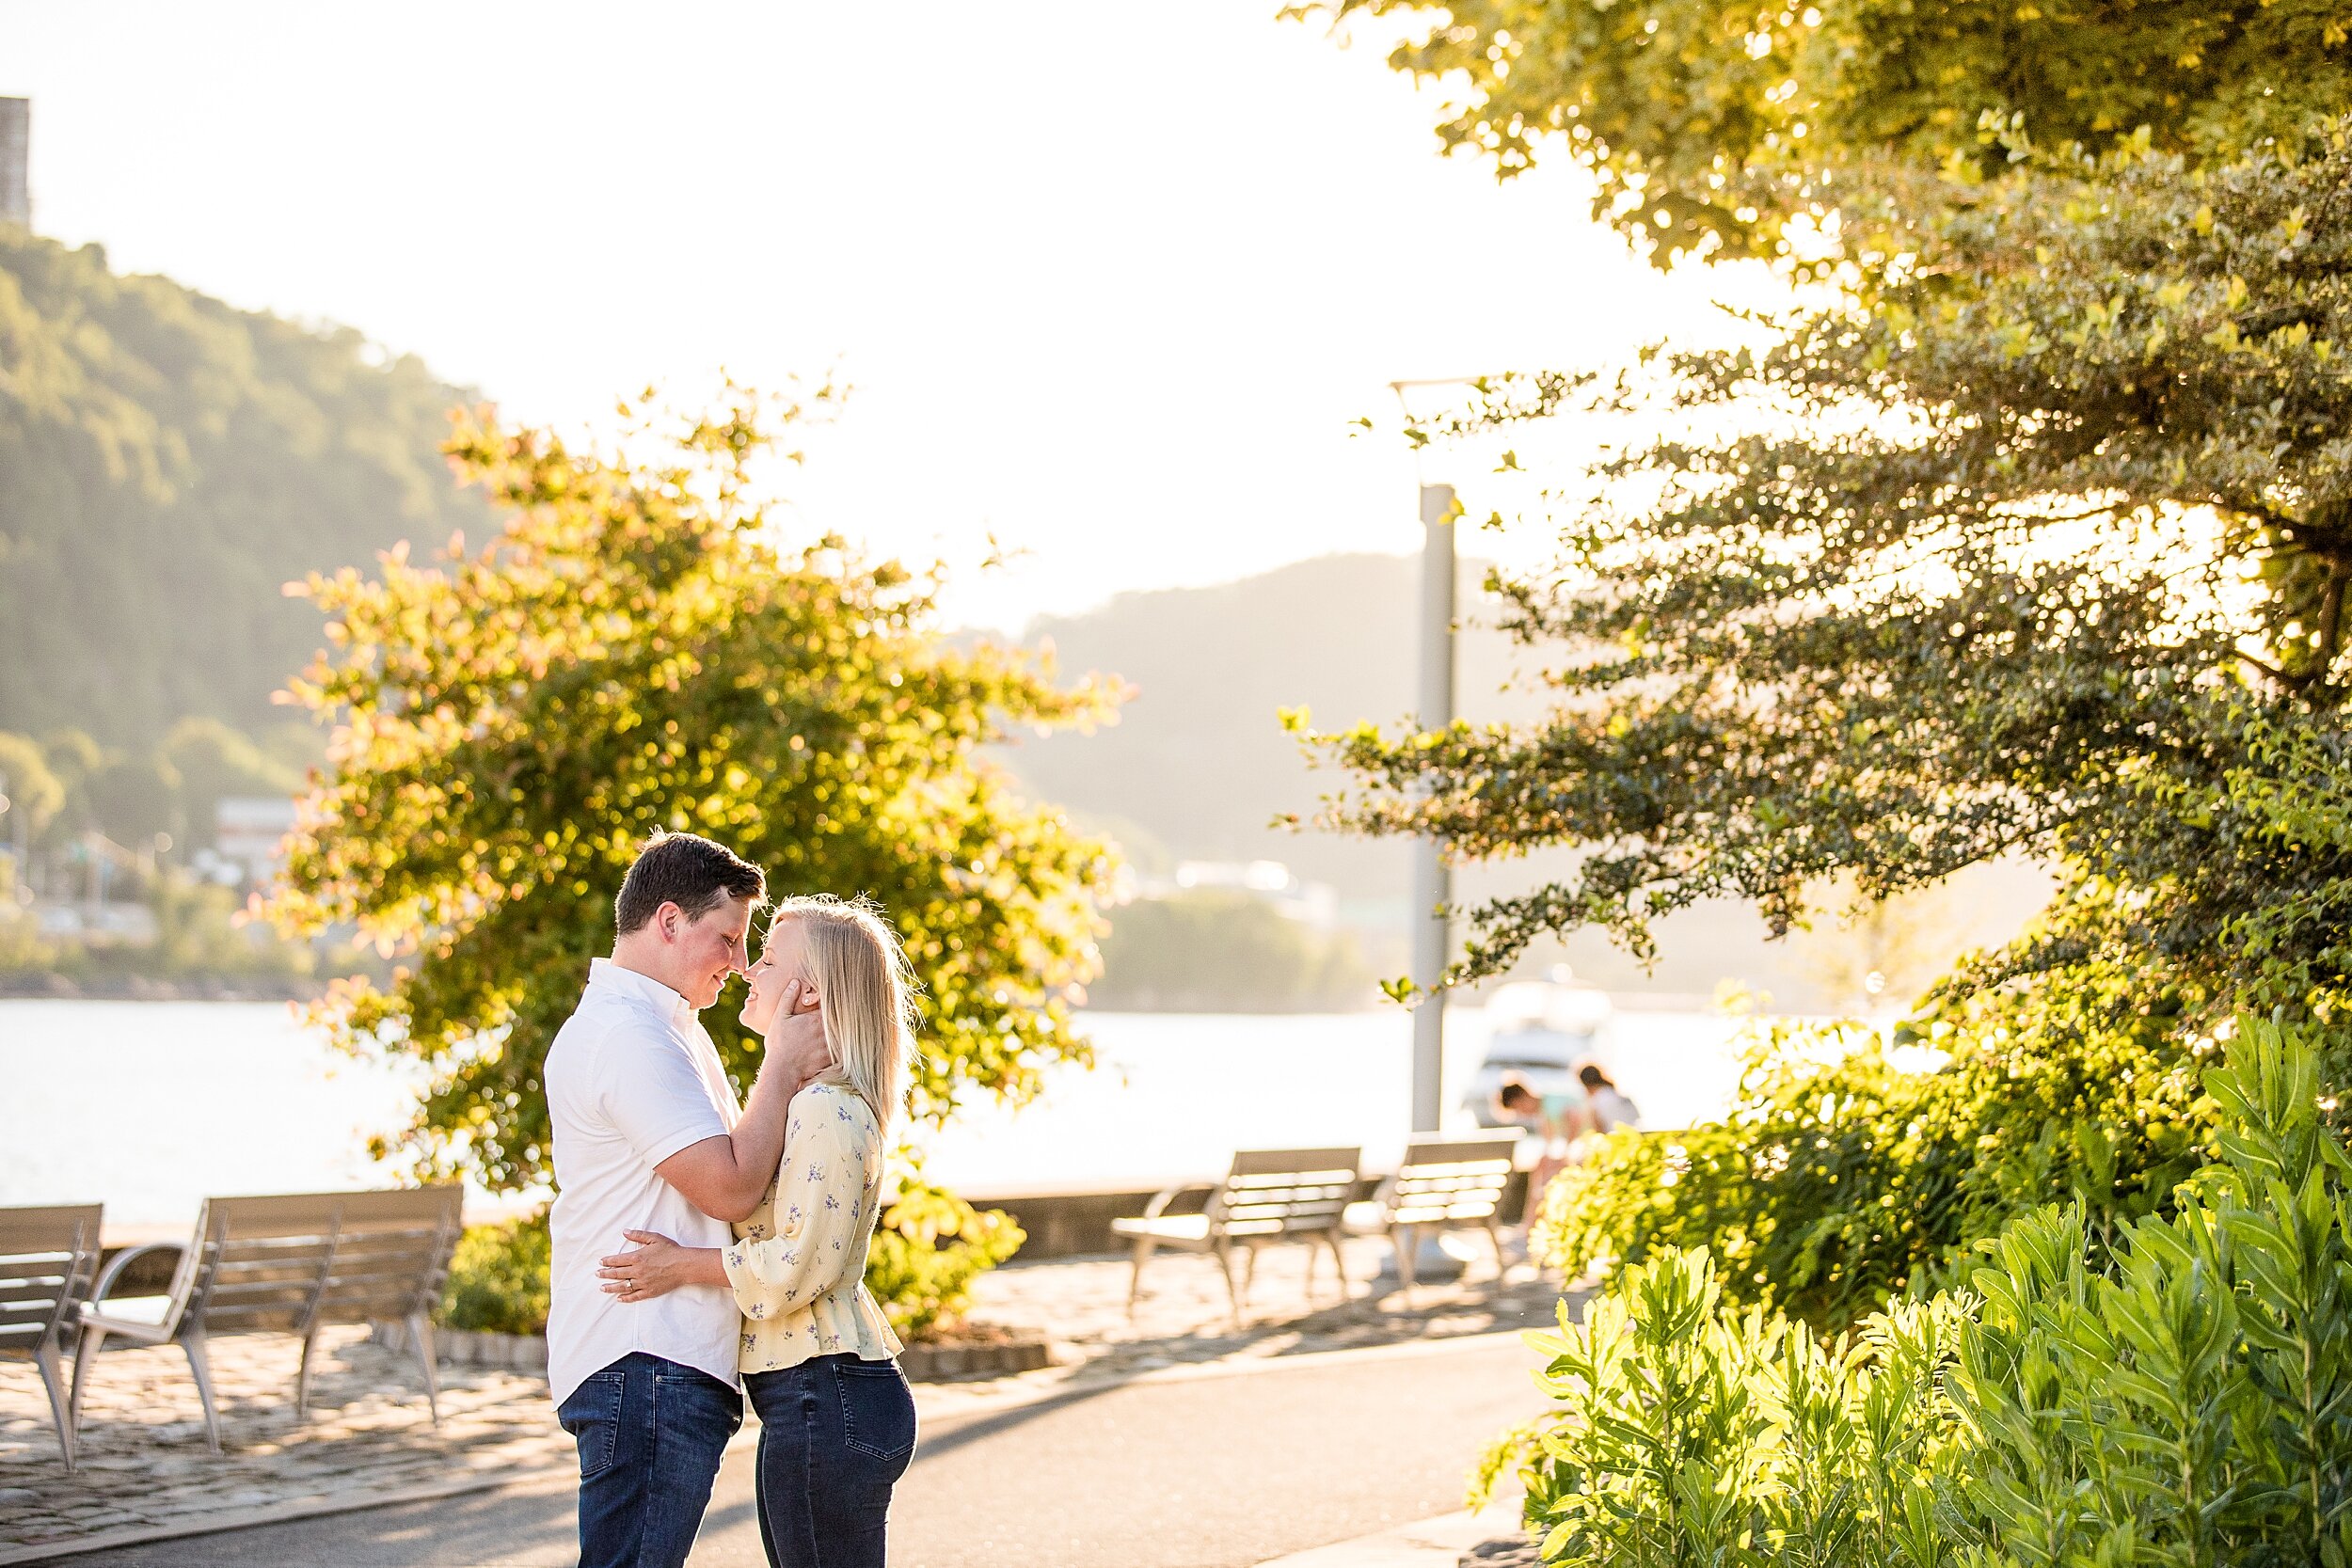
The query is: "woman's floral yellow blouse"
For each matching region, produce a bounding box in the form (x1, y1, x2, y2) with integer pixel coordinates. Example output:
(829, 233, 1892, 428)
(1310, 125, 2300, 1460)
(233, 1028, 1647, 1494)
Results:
(722, 1079, 903, 1372)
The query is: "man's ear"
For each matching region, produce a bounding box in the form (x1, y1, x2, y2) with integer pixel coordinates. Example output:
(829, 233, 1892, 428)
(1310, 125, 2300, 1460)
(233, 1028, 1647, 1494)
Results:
(657, 901, 684, 942)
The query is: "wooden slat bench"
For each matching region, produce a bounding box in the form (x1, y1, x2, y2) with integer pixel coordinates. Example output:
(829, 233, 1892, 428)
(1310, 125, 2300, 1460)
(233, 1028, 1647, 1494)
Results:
(0, 1204, 104, 1469)
(71, 1186, 463, 1452)
(1347, 1132, 1519, 1297)
(1111, 1147, 1361, 1325)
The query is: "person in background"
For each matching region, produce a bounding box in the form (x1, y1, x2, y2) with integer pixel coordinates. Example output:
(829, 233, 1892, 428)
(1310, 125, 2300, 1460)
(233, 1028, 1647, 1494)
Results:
(1498, 1076, 1589, 1227)
(1578, 1062, 1642, 1135)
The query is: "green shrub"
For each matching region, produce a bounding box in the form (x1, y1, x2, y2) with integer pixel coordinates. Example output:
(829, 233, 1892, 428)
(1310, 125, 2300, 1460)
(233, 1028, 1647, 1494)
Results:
(863, 1178, 1025, 1342)
(1494, 1018, 2352, 1568)
(1484, 1243, 1966, 1568)
(1947, 1019, 2352, 1567)
(1535, 958, 2214, 1329)
(438, 1209, 551, 1336)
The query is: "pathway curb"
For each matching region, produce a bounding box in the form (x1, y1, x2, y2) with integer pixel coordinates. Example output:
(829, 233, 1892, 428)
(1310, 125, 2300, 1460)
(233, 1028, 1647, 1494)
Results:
(1252, 1508, 1525, 1568)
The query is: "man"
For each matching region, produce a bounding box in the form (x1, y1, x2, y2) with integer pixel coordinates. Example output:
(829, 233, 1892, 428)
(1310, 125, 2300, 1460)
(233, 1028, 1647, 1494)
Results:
(546, 832, 830, 1568)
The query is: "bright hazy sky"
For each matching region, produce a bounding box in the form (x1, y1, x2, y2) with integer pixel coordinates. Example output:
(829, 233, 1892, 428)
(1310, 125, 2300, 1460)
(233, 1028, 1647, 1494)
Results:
(3, 2, 1770, 630)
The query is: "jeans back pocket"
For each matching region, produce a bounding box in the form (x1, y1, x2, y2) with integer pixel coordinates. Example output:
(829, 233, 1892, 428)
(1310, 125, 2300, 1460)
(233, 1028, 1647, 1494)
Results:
(835, 1358, 917, 1465)
(557, 1368, 628, 1481)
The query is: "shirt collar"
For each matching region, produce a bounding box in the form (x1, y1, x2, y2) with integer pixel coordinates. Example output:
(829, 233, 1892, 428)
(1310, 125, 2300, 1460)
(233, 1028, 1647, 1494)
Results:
(588, 957, 697, 1028)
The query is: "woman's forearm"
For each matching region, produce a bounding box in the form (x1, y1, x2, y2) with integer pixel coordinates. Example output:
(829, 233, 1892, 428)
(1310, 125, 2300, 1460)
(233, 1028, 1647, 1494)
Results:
(682, 1247, 729, 1289)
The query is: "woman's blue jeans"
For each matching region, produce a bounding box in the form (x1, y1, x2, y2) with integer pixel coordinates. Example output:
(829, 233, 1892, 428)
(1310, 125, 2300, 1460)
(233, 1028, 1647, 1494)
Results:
(557, 1353, 744, 1568)
(744, 1354, 919, 1568)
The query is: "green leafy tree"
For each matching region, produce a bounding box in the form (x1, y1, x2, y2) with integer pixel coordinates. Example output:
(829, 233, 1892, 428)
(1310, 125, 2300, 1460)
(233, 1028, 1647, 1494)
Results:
(266, 388, 1120, 1197)
(1291, 0, 2352, 1315)
(1301, 128, 2352, 1007)
(1290, 0, 2348, 267)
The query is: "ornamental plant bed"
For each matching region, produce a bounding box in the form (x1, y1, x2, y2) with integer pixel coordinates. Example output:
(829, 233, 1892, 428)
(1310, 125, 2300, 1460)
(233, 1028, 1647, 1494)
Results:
(369, 1320, 548, 1372)
(372, 1319, 1055, 1381)
(898, 1320, 1055, 1382)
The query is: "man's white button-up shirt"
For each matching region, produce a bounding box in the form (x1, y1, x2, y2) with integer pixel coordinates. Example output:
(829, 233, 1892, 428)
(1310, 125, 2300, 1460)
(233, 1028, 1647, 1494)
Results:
(546, 958, 743, 1406)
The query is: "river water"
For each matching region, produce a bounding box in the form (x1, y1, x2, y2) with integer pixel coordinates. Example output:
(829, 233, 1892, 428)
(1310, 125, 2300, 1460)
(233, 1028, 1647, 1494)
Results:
(0, 999, 1755, 1231)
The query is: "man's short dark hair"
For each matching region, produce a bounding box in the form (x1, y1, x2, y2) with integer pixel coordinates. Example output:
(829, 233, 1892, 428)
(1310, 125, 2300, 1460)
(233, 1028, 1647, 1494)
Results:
(615, 832, 767, 935)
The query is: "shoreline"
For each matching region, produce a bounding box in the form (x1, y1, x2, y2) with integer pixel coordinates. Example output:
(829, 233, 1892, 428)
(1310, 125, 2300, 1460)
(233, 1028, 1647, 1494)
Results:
(0, 973, 331, 1003)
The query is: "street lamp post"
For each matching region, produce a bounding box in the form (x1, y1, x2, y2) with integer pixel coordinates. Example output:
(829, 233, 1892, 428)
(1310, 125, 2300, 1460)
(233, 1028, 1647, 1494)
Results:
(1410, 481, 1456, 1134)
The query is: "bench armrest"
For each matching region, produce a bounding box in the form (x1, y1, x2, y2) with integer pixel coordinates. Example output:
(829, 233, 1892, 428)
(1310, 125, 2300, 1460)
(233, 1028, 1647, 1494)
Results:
(1136, 1182, 1212, 1222)
(88, 1242, 183, 1306)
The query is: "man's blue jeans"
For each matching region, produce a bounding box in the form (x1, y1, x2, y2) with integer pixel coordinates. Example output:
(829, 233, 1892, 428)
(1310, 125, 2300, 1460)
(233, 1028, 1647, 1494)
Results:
(745, 1354, 918, 1568)
(558, 1353, 743, 1568)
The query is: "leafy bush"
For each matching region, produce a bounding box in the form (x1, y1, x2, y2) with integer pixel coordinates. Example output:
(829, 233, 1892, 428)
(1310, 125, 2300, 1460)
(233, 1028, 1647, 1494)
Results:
(1534, 957, 2214, 1328)
(1947, 1020, 2352, 1566)
(1485, 1247, 1965, 1568)
(1493, 1018, 2352, 1568)
(438, 1209, 551, 1336)
(863, 1178, 1025, 1342)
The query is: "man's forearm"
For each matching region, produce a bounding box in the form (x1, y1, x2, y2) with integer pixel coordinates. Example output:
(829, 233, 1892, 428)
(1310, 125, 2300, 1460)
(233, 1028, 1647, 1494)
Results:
(716, 1066, 801, 1212)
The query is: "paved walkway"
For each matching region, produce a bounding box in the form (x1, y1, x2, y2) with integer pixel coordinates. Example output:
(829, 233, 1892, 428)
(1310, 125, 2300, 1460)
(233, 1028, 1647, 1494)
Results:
(71, 1335, 1544, 1568)
(2, 1236, 1569, 1564)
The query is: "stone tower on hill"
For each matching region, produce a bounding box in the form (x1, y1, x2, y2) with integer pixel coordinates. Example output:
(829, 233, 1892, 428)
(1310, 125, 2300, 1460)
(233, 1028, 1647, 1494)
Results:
(0, 100, 27, 230)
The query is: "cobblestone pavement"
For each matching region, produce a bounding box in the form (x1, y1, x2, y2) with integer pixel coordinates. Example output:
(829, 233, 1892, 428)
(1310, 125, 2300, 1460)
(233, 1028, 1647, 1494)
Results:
(0, 1236, 1578, 1562)
(0, 1326, 565, 1564)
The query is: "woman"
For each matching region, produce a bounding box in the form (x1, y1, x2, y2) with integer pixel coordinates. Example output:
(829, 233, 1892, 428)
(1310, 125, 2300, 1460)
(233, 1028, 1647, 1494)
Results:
(600, 895, 918, 1568)
(1576, 1061, 1641, 1135)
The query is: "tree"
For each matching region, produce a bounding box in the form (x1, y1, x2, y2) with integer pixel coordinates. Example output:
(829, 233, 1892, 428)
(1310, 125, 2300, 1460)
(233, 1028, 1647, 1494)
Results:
(1288, 0, 2348, 267)
(1304, 125, 2352, 1021)
(267, 388, 1119, 1193)
(1289, 0, 2352, 1309)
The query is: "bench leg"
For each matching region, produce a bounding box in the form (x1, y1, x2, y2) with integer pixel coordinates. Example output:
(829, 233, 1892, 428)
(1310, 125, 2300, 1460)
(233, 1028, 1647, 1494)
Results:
(1323, 1232, 1350, 1300)
(68, 1324, 106, 1442)
(1486, 1217, 1507, 1275)
(183, 1330, 223, 1454)
(1394, 1225, 1419, 1302)
(407, 1310, 442, 1427)
(1238, 1243, 1259, 1307)
(1213, 1238, 1242, 1327)
(294, 1322, 323, 1420)
(1125, 1237, 1158, 1318)
(34, 1338, 73, 1471)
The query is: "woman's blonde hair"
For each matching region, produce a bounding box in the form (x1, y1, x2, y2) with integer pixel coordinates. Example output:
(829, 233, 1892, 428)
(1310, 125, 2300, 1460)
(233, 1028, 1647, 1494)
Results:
(771, 894, 914, 1127)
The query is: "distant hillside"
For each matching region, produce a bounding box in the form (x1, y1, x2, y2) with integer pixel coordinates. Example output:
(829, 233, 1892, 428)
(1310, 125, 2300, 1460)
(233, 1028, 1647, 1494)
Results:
(0, 230, 489, 745)
(997, 552, 1546, 903)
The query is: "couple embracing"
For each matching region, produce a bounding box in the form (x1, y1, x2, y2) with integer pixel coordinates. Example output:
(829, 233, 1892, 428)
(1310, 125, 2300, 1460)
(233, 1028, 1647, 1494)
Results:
(545, 831, 917, 1568)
